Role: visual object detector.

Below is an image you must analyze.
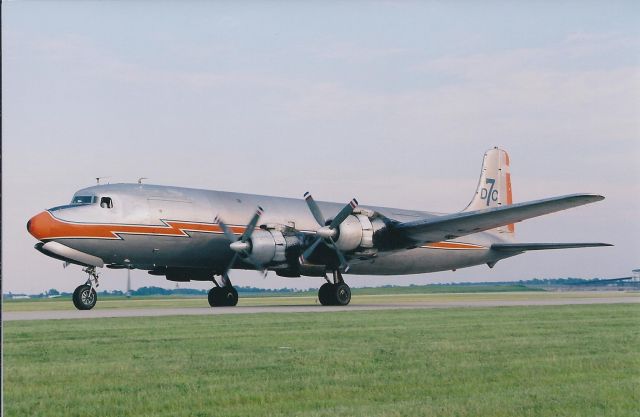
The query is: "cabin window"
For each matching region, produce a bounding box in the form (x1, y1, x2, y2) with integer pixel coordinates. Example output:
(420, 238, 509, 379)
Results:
(100, 197, 113, 209)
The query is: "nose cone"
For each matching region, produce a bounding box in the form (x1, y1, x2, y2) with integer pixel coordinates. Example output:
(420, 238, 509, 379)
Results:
(27, 211, 53, 241)
(230, 240, 251, 253)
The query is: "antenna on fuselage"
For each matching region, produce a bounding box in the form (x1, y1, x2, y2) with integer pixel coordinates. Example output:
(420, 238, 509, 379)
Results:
(96, 176, 111, 185)
(138, 177, 148, 184)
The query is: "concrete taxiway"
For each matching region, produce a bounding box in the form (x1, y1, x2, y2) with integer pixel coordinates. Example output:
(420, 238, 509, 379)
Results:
(4, 296, 638, 321)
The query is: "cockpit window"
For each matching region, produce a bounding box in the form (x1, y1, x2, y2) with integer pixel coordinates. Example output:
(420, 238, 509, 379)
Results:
(71, 196, 97, 205)
(50, 195, 97, 211)
(100, 197, 113, 209)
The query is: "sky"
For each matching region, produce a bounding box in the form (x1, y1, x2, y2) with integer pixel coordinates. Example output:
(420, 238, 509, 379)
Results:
(3, 1, 639, 294)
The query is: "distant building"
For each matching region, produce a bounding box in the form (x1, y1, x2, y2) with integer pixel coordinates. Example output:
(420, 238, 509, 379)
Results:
(632, 269, 640, 283)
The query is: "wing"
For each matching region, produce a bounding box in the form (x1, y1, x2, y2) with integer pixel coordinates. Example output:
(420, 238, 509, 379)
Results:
(391, 194, 604, 245)
(491, 242, 612, 252)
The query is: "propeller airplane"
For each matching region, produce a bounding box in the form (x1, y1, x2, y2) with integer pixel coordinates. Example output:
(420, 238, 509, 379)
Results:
(27, 148, 611, 310)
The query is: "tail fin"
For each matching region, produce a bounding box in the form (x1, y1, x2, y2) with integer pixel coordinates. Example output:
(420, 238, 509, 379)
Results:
(464, 147, 514, 235)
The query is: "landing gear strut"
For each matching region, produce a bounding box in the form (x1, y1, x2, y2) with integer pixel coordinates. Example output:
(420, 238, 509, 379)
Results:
(318, 270, 351, 306)
(208, 273, 238, 307)
(72, 267, 99, 310)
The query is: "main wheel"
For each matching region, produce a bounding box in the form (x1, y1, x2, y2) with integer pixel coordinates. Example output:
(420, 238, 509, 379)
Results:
(208, 287, 220, 307)
(72, 284, 97, 310)
(208, 287, 238, 307)
(318, 283, 334, 306)
(223, 287, 238, 307)
(334, 282, 351, 306)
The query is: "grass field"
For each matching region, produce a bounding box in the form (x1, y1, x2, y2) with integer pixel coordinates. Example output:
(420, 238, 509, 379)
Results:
(4, 303, 639, 417)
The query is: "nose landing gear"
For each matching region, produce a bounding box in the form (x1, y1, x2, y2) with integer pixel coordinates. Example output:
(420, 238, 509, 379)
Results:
(72, 267, 100, 310)
(318, 270, 351, 306)
(208, 273, 238, 307)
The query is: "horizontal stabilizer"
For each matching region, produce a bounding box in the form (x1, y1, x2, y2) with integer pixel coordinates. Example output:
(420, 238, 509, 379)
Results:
(491, 242, 613, 252)
(394, 194, 604, 245)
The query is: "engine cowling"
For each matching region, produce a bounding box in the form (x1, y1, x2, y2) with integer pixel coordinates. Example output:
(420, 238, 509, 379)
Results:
(245, 227, 301, 266)
(334, 211, 384, 252)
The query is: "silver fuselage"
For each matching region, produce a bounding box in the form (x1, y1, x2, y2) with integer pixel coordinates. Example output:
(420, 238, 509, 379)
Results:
(29, 183, 515, 278)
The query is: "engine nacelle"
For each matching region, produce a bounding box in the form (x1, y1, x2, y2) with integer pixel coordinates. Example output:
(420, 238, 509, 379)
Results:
(247, 227, 301, 266)
(334, 211, 385, 252)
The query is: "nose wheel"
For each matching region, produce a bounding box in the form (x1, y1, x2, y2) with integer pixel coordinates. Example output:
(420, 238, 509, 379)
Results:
(318, 270, 351, 306)
(72, 267, 100, 310)
(208, 273, 238, 307)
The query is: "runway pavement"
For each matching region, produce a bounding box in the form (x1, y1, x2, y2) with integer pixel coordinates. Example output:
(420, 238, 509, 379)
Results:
(4, 295, 639, 321)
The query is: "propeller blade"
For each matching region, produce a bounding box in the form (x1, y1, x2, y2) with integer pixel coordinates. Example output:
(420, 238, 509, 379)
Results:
(300, 193, 358, 271)
(223, 252, 239, 276)
(329, 198, 358, 229)
(240, 206, 264, 242)
(328, 237, 350, 272)
(217, 208, 268, 281)
(252, 260, 267, 277)
(215, 216, 238, 242)
(304, 192, 326, 226)
(299, 237, 323, 263)
(234, 249, 268, 278)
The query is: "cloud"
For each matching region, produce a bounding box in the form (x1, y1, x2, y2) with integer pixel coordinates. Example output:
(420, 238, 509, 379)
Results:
(281, 34, 639, 148)
(414, 33, 640, 76)
(314, 42, 410, 63)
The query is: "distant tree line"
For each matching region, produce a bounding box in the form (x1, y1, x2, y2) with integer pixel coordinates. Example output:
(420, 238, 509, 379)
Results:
(125, 286, 298, 296)
(3, 286, 300, 298)
(3, 277, 625, 299)
(428, 278, 599, 286)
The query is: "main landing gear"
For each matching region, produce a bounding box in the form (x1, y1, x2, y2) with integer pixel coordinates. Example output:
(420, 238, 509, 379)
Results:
(72, 267, 99, 310)
(208, 273, 238, 307)
(318, 270, 351, 306)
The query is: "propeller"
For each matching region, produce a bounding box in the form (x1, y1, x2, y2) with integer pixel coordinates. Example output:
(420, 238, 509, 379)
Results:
(300, 192, 358, 272)
(215, 206, 267, 277)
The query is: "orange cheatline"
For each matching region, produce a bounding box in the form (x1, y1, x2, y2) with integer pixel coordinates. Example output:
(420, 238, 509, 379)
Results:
(27, 211, 248, 241)
(422, 242, 486, 250)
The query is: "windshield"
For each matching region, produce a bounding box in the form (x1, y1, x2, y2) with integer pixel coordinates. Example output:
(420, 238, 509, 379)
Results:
(71, 195, 97, 205)
(50, 195, 97, 211)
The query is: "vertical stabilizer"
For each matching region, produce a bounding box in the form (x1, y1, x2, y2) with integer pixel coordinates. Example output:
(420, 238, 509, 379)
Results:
(464, 147, 514, 235)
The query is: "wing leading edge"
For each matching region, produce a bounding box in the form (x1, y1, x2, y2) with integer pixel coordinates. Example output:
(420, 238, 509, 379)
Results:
(392, 194, 605, 245)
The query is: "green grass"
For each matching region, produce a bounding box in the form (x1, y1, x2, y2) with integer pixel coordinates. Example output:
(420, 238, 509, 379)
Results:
(4, 304, 639, 417)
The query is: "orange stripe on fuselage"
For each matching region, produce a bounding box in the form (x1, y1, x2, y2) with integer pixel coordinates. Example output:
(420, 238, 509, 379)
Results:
(421, 242, 486, 250)
(27, 211, 245, 241)
(28, 211, 488, 251)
